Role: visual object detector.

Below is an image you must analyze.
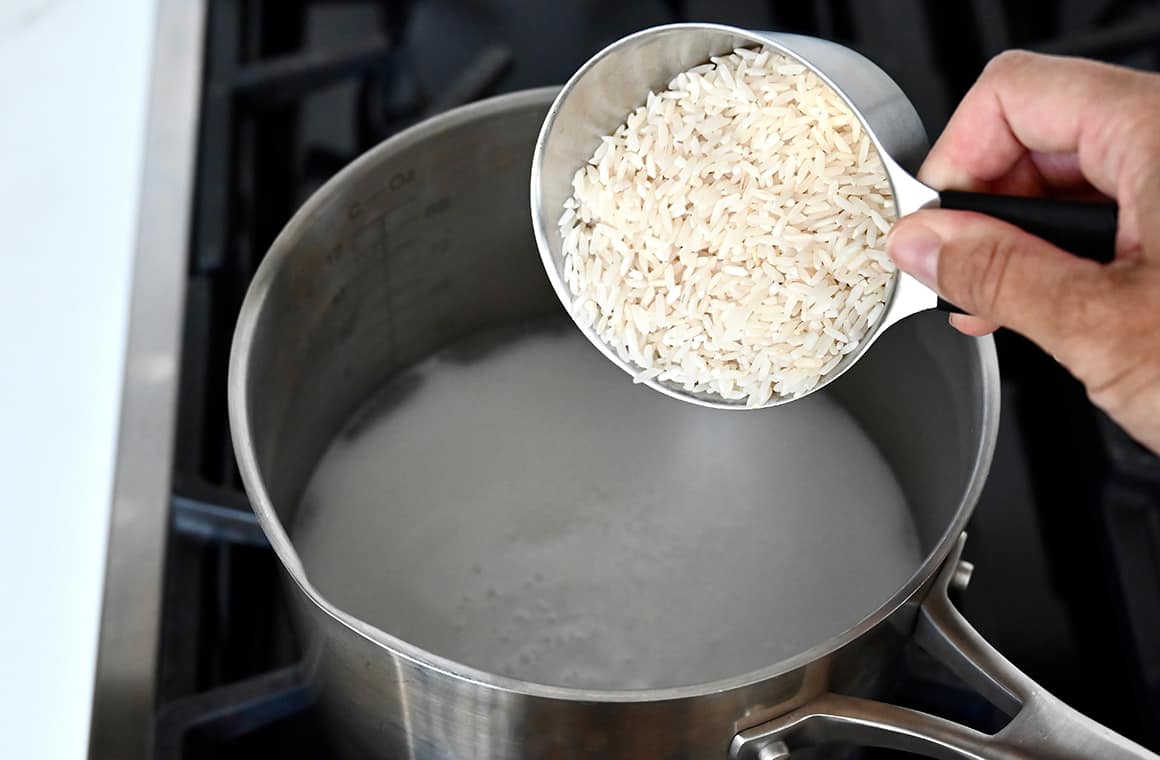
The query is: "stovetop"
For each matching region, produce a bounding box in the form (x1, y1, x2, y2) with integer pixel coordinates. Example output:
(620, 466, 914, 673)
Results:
(121, 1, 1160, 757)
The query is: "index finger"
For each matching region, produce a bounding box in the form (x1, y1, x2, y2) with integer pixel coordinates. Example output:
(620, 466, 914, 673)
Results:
(919, 50, 1160, 252)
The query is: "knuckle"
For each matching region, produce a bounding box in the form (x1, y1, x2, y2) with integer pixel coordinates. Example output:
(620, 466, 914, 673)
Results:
(964, 234, 1019, 317)
(982, 49, 1037, 79)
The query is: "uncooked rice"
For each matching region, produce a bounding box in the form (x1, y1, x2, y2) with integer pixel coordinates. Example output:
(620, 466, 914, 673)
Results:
(558, 46, 896, 406)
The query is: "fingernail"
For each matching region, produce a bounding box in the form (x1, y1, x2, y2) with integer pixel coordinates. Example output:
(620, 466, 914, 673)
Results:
(886, 222, 941, 290)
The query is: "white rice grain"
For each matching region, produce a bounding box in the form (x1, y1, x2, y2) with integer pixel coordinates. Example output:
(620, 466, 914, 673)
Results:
(558, 47, 896, 405)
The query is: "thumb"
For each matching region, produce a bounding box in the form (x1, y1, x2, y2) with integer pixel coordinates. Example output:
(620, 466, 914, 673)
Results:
(886, 208, 1112, 360)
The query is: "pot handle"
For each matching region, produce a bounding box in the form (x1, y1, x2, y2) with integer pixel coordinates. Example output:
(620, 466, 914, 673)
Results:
(730, 534, 1158, 760)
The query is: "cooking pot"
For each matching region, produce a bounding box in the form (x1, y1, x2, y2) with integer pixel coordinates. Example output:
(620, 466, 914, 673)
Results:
(228, 85, 1154, 758)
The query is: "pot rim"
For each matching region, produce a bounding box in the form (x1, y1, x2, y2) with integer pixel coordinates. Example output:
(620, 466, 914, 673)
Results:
(228, 85, 1001, 704)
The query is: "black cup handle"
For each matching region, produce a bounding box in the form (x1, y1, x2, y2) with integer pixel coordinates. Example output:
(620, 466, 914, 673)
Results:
(934, 191, 1119, 315)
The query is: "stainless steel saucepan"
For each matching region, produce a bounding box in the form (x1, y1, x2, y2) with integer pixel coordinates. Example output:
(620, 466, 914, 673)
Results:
(228, 86, 1153, 758)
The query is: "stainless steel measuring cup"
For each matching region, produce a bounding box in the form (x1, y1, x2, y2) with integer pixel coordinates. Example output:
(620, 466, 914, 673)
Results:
(531, 23, 1118, 410)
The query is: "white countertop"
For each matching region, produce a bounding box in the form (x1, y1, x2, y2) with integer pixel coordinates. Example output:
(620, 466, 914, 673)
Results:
(0, 1, 157, 758)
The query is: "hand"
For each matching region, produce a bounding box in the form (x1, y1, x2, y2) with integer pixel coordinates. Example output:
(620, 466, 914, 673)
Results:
(886, 50, 1160, 453)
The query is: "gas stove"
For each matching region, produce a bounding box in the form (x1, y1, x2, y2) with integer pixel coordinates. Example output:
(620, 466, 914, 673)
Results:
(90, 1, 1160, 758)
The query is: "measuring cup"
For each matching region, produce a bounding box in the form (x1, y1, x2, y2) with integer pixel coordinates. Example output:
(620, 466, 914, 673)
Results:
(530, 23, 1118, 409)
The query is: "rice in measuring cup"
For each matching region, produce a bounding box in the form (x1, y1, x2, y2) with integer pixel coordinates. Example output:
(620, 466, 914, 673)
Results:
(557, 47, 896, 406)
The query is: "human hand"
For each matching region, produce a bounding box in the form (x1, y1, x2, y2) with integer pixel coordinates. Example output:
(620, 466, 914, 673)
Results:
(885, 50, 1160, 453)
